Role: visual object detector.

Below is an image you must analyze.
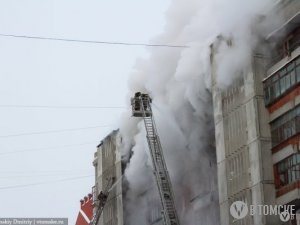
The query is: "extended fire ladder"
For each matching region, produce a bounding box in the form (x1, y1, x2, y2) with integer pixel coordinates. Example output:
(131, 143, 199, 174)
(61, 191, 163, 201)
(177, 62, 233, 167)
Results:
(90, 202, 105, 225)
(131, 92, 180, 225)
(90, 177, 114, 225)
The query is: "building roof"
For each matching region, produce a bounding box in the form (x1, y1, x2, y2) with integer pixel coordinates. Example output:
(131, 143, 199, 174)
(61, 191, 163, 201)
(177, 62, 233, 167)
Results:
(75, 193, 93, 225)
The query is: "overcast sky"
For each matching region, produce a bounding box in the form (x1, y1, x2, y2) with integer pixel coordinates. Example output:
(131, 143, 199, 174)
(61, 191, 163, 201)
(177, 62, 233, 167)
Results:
(0, 0, 170, 223)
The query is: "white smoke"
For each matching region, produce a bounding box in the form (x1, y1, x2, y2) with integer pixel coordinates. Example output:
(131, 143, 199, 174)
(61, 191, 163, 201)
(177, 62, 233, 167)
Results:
(119, 0, 278, 224)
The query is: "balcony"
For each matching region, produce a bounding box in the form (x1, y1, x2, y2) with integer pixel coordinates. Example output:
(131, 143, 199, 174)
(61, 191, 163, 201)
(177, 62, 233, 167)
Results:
(265, 5, 300, 74)
(271, 104, 300, 147)
(275, 154, 300, 188)
(274, 154, 300, 201)
(269, 30, 300, 67)
(264, 56, 300, 106)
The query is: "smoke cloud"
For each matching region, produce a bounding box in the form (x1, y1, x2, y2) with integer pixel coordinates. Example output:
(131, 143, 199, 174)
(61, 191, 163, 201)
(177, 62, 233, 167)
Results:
(119, 0, 277, 224)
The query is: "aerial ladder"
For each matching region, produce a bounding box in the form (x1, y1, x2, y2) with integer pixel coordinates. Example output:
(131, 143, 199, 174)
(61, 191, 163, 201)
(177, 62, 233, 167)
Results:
(90, 177, 115, 225)
(131, 92, 180, 225)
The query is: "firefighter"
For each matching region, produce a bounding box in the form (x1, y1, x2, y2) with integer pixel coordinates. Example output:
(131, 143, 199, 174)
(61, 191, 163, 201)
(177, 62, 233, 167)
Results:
(97, 191, 108, 208)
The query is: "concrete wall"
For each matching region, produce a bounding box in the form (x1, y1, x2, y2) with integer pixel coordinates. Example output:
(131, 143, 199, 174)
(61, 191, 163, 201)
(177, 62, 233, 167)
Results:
(210, 39, 279, 224)
(93, 130, 124, 225)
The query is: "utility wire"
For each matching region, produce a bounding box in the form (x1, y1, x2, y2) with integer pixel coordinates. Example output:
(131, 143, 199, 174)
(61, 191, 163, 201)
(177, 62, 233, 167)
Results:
(2, 169, 92, 174)
(0, 33, 189, 48)
(0, 173, 92, 179)
(0, 125, 111, 138)
(0, 141, 98, 155)
(0, 104, 126, 109)
(0, 175, 93, 190)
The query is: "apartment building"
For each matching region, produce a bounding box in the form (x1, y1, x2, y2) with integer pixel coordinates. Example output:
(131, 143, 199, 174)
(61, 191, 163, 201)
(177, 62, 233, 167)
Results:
(211, 0, 300, 224)
(92, 129, 164, 225)
(263, 0, 300, 223)
(92, 130, 124, 225)
(211, 39, 279, 225)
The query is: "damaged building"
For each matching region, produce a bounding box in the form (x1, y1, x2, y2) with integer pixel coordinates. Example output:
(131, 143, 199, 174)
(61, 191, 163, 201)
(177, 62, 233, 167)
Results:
(91, 130, 163, 225)
(92, 130, 124, 225)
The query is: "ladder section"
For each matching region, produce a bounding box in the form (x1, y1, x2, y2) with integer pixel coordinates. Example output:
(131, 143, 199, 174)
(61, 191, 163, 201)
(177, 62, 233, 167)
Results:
(141, 100, 180, 225)
(90, 178, 114, 225)
(90, 206, 104, 225)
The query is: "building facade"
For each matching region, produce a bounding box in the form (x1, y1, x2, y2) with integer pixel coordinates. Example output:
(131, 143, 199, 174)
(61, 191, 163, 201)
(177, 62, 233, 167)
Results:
(264, 0, 300, 223)
(211, 1, 300, 224)
(92, 130, 163, 225)
(211, 39, 279, 225)
(93, 130, 124, 225)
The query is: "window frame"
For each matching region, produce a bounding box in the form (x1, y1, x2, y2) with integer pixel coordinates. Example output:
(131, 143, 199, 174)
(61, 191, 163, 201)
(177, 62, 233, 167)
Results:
(275, 153, 300, 189)
(263, 55, 300, 106)
(270, 104, 300, 147)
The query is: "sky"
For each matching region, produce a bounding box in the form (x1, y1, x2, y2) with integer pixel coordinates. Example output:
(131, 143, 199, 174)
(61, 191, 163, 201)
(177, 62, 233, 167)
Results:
(0, 0, 170, 223)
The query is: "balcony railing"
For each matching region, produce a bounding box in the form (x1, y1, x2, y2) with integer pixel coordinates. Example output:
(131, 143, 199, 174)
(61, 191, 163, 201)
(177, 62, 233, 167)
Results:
(271, 105, 300, 147)
(268, 26, 300, 68)
(264, 56, 300, 106)
(275, 154, 300, 189)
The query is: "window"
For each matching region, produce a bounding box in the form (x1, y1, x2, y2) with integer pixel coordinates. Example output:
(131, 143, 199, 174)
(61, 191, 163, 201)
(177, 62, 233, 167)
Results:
(297, 64, 300, 81)
(270, 104, 300, 146)
(280, 77, 286, 94)
(291, 70, 296, 85)
(275, 81, 280, 97)
(276, 154, 300, 188)
(285, 73, 291, 90)
(263, 56, 300, 105)
(265, 88, 270, 103)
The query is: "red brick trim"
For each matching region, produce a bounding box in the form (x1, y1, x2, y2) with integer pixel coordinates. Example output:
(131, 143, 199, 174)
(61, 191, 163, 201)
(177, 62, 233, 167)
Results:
(267, 85, 300, 114)
(276, 180, 300, 197)
(272, 134, 300, 154)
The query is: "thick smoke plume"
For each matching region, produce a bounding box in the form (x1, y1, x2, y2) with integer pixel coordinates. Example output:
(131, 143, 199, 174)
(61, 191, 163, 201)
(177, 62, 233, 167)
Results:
(119, 0, 277, 224)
